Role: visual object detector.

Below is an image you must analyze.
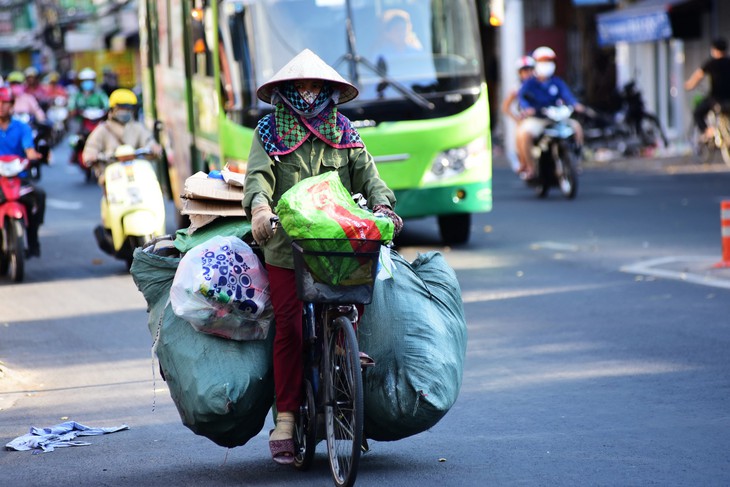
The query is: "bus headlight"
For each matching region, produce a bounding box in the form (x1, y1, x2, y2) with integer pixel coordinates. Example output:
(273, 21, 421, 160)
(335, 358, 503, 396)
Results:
(424, 136, 487, 183)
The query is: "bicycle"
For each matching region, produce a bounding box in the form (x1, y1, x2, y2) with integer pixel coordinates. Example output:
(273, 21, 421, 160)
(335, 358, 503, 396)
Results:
(690, 101, 730, 166)
(288, 236, 383, 487)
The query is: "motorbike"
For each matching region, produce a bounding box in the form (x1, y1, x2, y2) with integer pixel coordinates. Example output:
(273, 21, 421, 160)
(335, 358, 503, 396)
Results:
(93, 147, 167, 270)
(0, 155, 34, 282)
(45, 95, 69, 146)
(528, 105, 579, 199)
(69, 107, 107, 182)
(13, 113, 52, 181)
(577, 80, 668, 156)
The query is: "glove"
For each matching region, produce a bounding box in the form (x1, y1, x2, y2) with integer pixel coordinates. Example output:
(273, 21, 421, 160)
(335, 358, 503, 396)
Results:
(251, 205, 276, 244)
(373, 204, 403, 237)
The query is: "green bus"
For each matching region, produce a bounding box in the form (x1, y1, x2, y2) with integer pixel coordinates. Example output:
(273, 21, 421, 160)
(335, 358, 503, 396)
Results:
(139, 0, 492, 244)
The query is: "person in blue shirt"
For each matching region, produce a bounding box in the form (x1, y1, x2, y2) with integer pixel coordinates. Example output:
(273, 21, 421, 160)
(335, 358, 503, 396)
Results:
(516, 46, 584, 179)
(0, 86, 45, 257)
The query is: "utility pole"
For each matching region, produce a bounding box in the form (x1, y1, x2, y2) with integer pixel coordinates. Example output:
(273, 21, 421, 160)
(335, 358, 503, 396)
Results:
(499, 0, 524, 172)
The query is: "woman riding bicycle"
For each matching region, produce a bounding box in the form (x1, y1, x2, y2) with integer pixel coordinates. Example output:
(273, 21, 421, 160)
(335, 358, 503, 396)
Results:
(242, 48, 403, 465)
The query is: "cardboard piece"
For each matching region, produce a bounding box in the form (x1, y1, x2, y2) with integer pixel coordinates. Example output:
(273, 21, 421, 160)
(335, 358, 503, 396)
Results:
(183, 171, 244, 201)
(186, 214, 219, 235)
(181, 197, 245, 217)
(221, 170, 246, 187)
(180, 171, 248, 234)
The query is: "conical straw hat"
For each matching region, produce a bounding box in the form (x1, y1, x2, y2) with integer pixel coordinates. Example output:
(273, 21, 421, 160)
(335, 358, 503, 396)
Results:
(256, 49, 358, 105)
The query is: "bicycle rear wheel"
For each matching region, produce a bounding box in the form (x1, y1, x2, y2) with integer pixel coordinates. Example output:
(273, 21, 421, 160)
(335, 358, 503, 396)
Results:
(324, 316, 363, 487)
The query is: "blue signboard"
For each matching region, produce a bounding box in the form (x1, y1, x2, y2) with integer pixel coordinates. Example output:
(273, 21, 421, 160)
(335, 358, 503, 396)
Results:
(597, 9, 673, 45)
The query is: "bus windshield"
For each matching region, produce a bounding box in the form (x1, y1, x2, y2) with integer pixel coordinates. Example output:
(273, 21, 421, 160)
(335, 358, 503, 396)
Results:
(240, 0, 483, 108)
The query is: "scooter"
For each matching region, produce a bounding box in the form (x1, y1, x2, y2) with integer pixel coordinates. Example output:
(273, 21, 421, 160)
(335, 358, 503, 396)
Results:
(0, 155, 34, 282)
(528, 105, 579, 199)
(13, 113, 51, 181)
(93, 146, 166, 270)
(45, 95, 69, 146)
(69, 107, 107, 182)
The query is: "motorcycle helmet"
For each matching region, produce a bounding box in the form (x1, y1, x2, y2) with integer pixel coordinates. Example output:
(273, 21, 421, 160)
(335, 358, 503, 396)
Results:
(45, 71, 60, 83)
(532, 46, 556, 62)
(78, 68, 97, 81)
(109, 88, 138, 108)
(0, 86, 14, 103)
(6, 71, 25, 84)
(532, 46, 557, 78)
(515, 55, 535, 71)
(24, 66, 39, 78)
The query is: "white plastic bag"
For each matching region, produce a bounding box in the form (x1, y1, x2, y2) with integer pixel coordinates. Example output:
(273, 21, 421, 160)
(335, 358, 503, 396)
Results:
(170, 235, 273, 341)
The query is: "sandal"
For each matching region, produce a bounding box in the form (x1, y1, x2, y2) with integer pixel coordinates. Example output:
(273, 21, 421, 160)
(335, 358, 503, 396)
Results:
(269, 429, 295, 465)
(269, 414, 295, 465)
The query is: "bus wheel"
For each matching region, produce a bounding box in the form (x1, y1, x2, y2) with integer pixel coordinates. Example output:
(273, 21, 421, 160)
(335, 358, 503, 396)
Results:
(438, 214, 471, 245)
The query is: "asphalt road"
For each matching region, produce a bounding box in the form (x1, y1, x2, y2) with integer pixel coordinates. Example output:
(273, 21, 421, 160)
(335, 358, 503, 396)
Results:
(1, 143, 730, 486)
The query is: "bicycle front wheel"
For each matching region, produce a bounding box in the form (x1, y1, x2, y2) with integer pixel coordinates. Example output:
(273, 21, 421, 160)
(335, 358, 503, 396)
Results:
(324, 315, 363, 487)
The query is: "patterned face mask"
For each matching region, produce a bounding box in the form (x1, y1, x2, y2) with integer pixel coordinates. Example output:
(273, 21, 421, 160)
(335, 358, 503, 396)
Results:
(278, 81, 333, 115)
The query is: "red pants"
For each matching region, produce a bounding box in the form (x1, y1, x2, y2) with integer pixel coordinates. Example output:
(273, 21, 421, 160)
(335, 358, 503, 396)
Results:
(266, 264, 365, 413)
(266, 264, 304, 413)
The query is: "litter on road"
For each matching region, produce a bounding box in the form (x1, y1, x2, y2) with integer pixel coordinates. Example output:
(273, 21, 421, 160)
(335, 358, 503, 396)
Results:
(5, 421, 129, 453)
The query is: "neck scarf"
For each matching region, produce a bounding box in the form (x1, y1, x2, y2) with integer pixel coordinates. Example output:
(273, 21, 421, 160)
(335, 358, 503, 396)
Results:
(257, 81, 363, 156)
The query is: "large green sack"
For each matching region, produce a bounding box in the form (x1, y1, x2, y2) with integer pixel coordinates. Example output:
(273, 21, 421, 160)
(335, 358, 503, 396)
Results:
(131, 248, 274, 448)
(173, 217, 252, 254)
(360, 250, 467, 441)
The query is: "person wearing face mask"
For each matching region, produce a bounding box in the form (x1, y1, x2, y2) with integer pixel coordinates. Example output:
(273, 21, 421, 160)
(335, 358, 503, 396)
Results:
(516, 46, 584, 180)
(243, 48, 403, 465)
(68, 68, 109, 118)
(5, 71, 46, 123)
(82, 88, 160, 182)
(0, 86, 46, 257)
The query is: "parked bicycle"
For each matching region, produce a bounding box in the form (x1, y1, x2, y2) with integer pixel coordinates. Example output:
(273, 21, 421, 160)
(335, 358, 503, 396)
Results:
(289, 235, 383, 487)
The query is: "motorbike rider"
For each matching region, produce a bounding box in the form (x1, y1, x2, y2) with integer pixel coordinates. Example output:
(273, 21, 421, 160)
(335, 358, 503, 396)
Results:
(5, 71, 46, 123)
(684, 37, 730, 141)
(516, 46, 584, 179)
(0, 86, 46, 257)
(68, 68, 109, 117)
(502, 55, 535, 175)
(82, 88, 160, 182)
(40, 71, 69, 103)
(23, 67, 45, 102)
(243, 48, 403, 466)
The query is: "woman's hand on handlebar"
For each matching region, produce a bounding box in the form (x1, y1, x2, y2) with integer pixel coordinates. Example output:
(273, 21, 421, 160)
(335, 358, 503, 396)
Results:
(373, 204, 403, 237)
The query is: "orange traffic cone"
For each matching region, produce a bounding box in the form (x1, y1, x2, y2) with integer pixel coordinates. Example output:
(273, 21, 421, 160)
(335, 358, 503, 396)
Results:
(714, 200, 730, 268)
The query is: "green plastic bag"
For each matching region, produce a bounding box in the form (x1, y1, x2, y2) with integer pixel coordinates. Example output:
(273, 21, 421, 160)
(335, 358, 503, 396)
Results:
(276, 171, 393, 285)
(359, 250, 467, 441)
(131, 248, 274, 448)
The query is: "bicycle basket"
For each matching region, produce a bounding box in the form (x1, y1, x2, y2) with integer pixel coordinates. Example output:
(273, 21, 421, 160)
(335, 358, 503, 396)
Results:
(291, 238, 382, 304)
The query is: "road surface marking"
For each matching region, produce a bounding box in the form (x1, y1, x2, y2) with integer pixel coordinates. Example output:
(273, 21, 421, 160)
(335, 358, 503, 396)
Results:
(620, 256, 730, 290)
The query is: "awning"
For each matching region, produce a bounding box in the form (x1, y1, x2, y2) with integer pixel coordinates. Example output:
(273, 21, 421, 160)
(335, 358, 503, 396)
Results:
(596, 0, 701, 46)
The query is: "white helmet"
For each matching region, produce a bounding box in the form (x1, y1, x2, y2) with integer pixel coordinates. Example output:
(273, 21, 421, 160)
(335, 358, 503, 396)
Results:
(532, 46, 556, 62)
(78, 68, 97, 81)
(515, 55, 535, 70)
